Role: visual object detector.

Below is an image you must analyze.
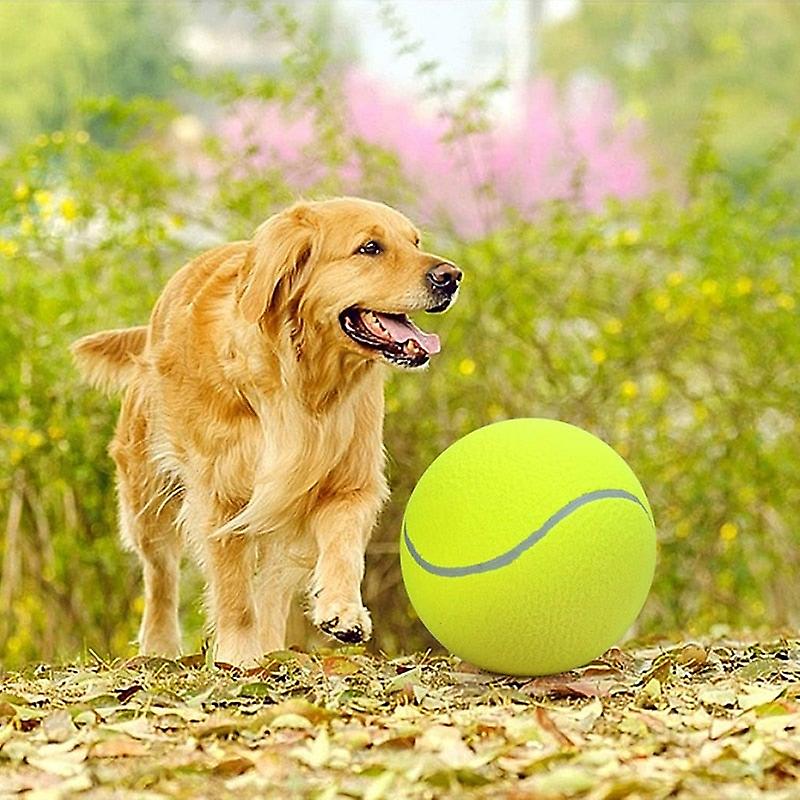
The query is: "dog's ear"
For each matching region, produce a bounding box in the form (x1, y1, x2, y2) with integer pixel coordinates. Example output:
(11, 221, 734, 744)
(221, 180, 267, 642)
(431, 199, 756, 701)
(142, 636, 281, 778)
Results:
(238, 205, 317, 324)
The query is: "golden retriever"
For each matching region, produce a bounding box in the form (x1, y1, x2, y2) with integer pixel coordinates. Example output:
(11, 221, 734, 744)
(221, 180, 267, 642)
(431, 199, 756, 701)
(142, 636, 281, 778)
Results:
(72, 197, 461, 666)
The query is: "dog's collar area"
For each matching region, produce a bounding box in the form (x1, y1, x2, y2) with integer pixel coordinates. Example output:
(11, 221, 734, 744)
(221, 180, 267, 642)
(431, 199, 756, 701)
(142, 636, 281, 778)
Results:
(339, 307, 440, 368)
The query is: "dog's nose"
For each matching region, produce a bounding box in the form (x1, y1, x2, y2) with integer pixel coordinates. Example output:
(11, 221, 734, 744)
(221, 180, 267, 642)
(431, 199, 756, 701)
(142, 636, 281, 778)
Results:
(427, 263, 462, 293)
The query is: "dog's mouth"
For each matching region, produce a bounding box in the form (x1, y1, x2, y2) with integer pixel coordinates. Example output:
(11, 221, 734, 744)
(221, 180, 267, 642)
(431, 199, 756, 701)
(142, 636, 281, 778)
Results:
(339, 307, 441, 368)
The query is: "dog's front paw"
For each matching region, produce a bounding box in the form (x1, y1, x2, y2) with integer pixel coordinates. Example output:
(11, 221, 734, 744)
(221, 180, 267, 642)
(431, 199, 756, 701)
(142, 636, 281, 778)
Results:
(312, 598, 372, 645)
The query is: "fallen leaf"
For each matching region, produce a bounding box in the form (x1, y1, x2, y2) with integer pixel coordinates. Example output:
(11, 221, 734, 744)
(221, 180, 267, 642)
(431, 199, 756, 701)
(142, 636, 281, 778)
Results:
(415, 724, 475, 769)
(738, 658, 784, 680)
(269, 713, 313, 730)
(363, 770, 395, 800)
(41, 710, 77, 744)
(535, 707, 575, 748)
(92, 736, 149, 758)
(738, 685, 784, 711)
(322, 655, 362, 676)
(639, 677, 662, 703)
(740, 739, 766, 765)
(673, 643, 709, 668)
(265, 698, 331, 725)
(27, 745, 88, 777)
(291, 728, 332, 768)
(115, 684, 144, 703)
(525, 764, 596, 795)
(698, 687, 737, 708)
(101, 716, 156, 740)
(386, 666, 423, 693)
(709, 717, 751, 739)
(213, 756, 254, 776)
(521, 673, 615, 699)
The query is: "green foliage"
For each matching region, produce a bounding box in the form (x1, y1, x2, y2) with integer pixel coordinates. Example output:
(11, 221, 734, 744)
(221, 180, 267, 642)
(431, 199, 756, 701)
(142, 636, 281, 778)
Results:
(0, 122, 204, 666)
(1, 5, 799, 669)
(377, 153, 800, 652)
(540, 1, 800, 185)
(0, 0, 183, 145)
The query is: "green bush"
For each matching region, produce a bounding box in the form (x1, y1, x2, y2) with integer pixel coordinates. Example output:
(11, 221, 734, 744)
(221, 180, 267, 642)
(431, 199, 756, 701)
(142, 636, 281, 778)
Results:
(378, 172, 800, 652)
(1, 55, 798, 669)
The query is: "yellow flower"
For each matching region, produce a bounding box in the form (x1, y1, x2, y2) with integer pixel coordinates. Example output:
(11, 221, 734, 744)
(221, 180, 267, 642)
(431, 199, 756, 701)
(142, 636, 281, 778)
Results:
(34, 133, 49, 148)
(75, 130, 91, 144)
(33, 189, 52, 208)
(620, 380, 639, 400)
(653, 292, 671, 312)
(20, 216, 34, 236)
(51, 130, 65, 144)
(59, 197, 78, 221)
(13, 182, 29, 201)
(693, 403, 709, 423)
(734, 276, 753, 296)
(666, 271, 685, 288)
(675, 520, 691, 539)
(719, 522, 738, 542)
(700, 279, 723, 306)
(47, 425, 65, 440)
(132, 595, 145, 614)
(591, 347, 607, 365)
(0, 239, 19, 258)
(10, 447, 23, 465)
(486, 403, 504, 419)
(458, 358, 476, 376)
(603, 318, 623, 335)
(775, 293, 796, 311)
(619, 228, 641, 246)
(27, 431, 45, 449)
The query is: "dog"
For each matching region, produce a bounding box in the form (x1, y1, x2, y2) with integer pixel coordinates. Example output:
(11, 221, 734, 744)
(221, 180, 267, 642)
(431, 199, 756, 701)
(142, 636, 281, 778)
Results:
(72, 197, 461, 666)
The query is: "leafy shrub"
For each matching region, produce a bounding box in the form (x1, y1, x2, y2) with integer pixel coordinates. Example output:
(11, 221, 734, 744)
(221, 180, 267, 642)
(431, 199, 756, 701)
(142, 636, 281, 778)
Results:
(1, 9, 798, 667)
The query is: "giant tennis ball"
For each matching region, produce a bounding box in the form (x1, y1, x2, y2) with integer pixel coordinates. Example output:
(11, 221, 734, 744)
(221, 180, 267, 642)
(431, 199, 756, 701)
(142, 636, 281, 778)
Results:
(400, 418, 656, 676)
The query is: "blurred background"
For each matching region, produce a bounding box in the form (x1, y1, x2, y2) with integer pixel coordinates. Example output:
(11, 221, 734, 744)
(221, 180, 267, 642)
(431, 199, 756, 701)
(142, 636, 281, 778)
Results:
(1, 0, 799, 668)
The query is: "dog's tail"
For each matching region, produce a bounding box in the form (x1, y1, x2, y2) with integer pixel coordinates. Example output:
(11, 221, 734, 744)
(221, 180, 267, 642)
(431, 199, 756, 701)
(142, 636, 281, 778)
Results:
(71, 326, 148, 393)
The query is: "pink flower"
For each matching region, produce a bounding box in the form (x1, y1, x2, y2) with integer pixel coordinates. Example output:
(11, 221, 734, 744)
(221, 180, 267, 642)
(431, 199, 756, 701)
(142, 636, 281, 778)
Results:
(214, 71, 649, 238)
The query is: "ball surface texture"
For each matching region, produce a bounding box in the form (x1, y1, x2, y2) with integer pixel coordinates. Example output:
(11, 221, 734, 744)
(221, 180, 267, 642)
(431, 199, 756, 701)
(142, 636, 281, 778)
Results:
(400, 418, 656, 676)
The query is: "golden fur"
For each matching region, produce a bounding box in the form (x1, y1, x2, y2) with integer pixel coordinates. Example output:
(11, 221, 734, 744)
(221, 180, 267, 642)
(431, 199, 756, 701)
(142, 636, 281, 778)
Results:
(72, 197, 459, 666)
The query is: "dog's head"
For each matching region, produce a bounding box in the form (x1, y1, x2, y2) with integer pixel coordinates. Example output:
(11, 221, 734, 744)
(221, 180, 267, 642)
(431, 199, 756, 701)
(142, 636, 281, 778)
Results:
(238, 197, 461, 369)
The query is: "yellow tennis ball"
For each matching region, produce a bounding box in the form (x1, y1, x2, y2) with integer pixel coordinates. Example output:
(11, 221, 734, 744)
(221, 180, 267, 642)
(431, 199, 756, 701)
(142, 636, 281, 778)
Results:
(400, 418, 656, 675)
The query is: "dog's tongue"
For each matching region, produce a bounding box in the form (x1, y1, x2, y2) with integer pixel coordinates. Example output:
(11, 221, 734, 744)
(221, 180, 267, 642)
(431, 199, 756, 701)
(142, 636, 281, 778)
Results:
(375, 312, 441, 355)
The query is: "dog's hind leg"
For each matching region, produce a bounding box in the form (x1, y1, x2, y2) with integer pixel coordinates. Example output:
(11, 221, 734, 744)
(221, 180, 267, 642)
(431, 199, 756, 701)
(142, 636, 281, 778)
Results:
(119, 491, 183, 657)
(180, 490, 262, 667)
(112, 394, 184, 658)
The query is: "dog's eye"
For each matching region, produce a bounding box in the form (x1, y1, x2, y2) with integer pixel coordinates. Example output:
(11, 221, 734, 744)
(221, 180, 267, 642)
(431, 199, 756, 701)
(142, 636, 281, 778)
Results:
(356, 240, 383, 256)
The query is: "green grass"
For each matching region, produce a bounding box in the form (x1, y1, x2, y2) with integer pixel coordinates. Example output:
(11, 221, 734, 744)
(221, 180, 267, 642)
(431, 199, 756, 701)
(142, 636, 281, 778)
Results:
(2, 637, 799, 798)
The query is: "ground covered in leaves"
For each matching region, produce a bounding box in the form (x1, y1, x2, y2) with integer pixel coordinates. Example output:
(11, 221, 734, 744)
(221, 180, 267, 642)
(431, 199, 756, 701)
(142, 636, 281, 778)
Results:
(1, 638, 800, 799)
